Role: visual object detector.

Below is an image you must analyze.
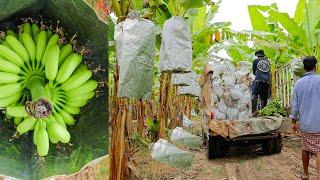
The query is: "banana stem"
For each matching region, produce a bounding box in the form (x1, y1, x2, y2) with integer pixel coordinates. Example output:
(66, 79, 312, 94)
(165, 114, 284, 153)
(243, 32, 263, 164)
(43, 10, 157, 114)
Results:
(28, 76, 47, 100)
(26, 61, 33, 71)
(27, 76, 52, 118)
(21, 64, 30, 74)
(53, 85, 61, 92)
(35, 61, 40, 70)
(20, 70, 27, 76)
(36, 61, 44, 71)
(39, 65, 45, 72)
(32, 60, 37, 71)
(49, 80, 54, 89)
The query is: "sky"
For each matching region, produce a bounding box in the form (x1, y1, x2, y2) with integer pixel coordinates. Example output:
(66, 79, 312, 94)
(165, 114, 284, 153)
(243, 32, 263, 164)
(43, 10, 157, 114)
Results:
(214, 0, 299, 31)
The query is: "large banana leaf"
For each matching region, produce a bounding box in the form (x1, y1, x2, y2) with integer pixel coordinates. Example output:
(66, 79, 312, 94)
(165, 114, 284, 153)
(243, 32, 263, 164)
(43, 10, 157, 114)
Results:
(167, 0, 183, 16)
(227, 45, 254, 63)
(294, 0, 306, 25)
(131, 0, 144, 10)
(248, 5, 270, 32)
(231, 1, 320, 68)
(246, 4, 302, 67)
(304, 0, 320, 47)
(0, 0, 108, 179)
(180, 0, 204, 9)
(269, 11, 307, 43)
(190, 7, 206, 34)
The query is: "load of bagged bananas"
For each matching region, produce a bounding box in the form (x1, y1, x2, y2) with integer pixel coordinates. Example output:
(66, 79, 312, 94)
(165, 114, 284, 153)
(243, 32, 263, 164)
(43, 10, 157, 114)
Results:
(0, 22, 98, 156)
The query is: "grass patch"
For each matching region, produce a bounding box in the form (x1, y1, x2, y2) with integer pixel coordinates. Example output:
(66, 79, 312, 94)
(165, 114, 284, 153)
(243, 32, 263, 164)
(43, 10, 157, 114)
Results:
(211, 166, 227, 176)
(255, 159, 264, 171)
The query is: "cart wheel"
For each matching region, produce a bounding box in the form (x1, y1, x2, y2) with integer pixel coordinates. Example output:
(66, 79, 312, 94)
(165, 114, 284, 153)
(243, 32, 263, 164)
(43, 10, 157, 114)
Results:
(273, 133, 282, 153)
(207, 135, 230, 159)
(262, 134, 282, 155)
(262, 138, 273, 155)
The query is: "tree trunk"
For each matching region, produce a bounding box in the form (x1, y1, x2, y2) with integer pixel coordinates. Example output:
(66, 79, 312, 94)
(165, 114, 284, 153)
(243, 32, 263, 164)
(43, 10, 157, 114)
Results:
(137, 99, 145, 137)
(169, 86, 178, 128)
(109, 62, 132, 180)
(144, 100, 152, 120)
(181, 96, 191, 119)
(109, 99, 127, 180)
(176, 95, 184, 127)
(151, 99, 157, 118)
(158, 72, 172, 139)
(158, 73, 166, 139)
(126, 103, 134, 141)
(164, 73, 172, 128)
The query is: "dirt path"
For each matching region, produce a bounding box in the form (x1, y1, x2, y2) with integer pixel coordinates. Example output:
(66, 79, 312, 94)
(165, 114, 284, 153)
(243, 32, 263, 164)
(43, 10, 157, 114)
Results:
(134, 136, 319, 180)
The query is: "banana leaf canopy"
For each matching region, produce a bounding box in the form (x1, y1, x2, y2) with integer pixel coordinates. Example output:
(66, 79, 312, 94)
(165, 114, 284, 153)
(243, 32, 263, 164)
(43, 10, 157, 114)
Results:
(0, 0, 108, 179)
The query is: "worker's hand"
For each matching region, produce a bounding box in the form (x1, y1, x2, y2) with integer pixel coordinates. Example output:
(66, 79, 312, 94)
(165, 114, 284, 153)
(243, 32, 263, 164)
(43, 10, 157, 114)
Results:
(292, 120, 298, 133)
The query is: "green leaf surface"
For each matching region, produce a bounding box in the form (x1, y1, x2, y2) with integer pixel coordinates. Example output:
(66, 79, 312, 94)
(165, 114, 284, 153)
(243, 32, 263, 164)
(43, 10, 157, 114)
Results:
(248, 5, 270, 32)
(294, 0, 306, 25)
(180, 0, 203, 9)
(304, 0, 320, 47)
(131, 0, 144, 10)
(190, 6, 206, 34)
(108, 18, 115, 42)
(270, 11, 307, 43)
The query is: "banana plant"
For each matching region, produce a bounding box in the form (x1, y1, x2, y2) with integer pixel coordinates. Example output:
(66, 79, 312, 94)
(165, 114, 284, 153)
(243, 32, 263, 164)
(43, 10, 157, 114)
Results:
(105, 0, 230, 84)
(245, 0, 320, 66)
(152, 0, 231, 74)
(214, 3, 302, 69)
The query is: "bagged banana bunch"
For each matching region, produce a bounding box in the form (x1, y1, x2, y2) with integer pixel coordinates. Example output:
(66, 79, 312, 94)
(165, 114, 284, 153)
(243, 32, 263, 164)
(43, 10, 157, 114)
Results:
(0, 21, 98, 157)
(115, 17, 156, 99)
(178, 72, 201, 97)
(291, 58, 304, 82)
(151, 139, 194, 168)
(208, 60, 222, 77)
(171, 72, 194, 86)
(237, 61, 252, 70)
(208, 60, 253, 120)
(170, 127, 201, 149)
(182, 114, 192, 128)
(158, 16, 192, 73)
(220, 60, 236, 75)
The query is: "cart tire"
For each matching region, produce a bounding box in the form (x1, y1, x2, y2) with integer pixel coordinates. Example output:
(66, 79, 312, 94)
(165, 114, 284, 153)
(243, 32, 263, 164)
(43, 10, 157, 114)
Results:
(262, 134, 282, 155)
(207, 135, 230, 159)
(262, 138, 273, 155)
(273, 134, 282, 153)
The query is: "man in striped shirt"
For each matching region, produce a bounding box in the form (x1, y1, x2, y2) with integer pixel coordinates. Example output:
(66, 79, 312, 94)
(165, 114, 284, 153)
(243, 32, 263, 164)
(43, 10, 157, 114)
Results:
(291, 56, 320, 180)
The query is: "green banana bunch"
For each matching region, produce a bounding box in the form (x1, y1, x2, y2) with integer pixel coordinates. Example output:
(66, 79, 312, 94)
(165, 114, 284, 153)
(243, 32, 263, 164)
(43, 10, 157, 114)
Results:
(259, 99, 287, 116)
(0, 22, 98, 157)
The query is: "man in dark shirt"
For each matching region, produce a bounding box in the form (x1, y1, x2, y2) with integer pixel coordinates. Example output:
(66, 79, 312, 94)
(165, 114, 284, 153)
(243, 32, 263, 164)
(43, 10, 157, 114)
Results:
(251, 50, 271, 116)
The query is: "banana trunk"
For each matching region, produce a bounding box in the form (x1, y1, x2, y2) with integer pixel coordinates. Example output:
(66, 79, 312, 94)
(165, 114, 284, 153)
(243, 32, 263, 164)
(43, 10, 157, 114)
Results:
(27, 76, 52, 118)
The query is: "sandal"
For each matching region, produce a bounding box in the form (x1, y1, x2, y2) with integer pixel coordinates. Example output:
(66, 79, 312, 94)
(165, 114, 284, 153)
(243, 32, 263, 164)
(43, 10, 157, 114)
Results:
(301, 173, 309, 180)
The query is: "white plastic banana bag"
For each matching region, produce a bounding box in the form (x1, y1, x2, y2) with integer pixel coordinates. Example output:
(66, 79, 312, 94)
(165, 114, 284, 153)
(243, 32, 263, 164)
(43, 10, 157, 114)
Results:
(158, 16, 192, 73)
(115, 18, 156, 99)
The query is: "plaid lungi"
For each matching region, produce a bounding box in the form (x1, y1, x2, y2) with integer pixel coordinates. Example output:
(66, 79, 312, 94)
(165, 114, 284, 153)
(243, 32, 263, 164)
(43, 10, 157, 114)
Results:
(301, 132, 320, 154)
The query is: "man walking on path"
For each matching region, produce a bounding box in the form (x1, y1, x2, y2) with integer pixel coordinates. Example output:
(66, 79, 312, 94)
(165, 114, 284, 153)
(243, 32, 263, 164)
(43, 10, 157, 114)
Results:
(291, 56, 320, 180)
(251, 50, 271, 116)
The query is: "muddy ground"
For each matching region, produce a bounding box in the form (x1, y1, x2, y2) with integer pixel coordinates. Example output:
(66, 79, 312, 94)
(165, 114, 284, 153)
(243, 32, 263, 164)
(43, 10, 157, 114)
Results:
(133, 117, 317, 180)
